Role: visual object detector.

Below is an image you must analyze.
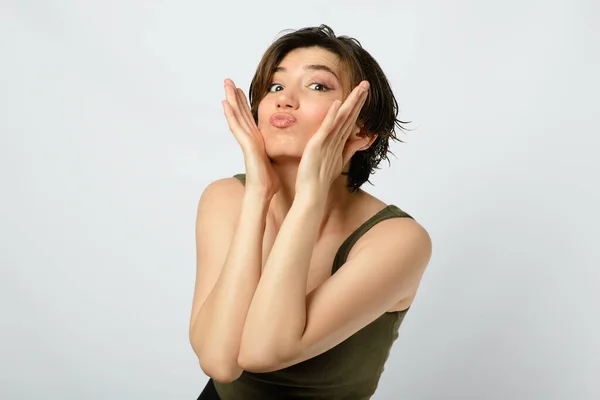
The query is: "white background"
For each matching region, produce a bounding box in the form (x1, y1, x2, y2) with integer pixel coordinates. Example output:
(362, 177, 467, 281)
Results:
(1, 1, 599, 399)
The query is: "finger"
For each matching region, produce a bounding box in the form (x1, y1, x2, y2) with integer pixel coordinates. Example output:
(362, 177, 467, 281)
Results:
(222, 100, 245, 143)
(224, 79, 244, 121)
(336, 83, 365, 120)
(224, 79, 240, 109)
(330, 82, 368, 137)
(341, 139, 362, 167)
(333, 95, 367, 156)
(236, 88, 256, 133)
(234, 88, 252, 133)
(238, 89, 260, 130)
(343, 85, 368, 136)
(314, 100, 342, 142)
(336, 83, 369, 148)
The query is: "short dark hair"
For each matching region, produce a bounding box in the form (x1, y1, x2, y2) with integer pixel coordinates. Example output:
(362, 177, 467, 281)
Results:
(249, 24, 409, 192)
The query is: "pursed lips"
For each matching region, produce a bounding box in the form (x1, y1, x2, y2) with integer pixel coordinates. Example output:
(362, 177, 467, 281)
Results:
(270, 112, 297, 128)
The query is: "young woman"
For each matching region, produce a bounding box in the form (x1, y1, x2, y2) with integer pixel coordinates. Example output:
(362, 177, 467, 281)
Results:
(191, 25, 432, 400)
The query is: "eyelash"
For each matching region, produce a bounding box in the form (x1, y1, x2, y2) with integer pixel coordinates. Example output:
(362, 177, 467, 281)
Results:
(267, 82, 332, 93)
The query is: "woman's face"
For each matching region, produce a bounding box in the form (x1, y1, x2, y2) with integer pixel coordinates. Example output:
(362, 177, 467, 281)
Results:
(257, 46, 350, 161)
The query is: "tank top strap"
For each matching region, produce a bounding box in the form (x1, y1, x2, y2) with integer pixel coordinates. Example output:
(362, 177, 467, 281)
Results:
(233, 173, 246, 185)
(331, 205, 413, 275)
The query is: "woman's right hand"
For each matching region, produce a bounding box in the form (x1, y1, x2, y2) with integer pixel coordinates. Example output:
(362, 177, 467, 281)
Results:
(221, 78, 280, 198)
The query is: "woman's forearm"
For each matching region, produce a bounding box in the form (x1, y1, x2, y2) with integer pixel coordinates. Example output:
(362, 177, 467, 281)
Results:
(239, 193, 326, 368)
(192, 190, 270, 380)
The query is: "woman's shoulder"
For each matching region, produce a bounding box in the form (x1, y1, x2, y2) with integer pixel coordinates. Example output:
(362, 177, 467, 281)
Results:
(202, 175, 245, 195)
(351, 191, 427, 247)
(357, 189, 416, 219)
(197, 176, 246, 216)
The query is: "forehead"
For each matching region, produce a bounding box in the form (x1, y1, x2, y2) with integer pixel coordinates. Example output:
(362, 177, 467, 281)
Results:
(277, 47, 342, 72)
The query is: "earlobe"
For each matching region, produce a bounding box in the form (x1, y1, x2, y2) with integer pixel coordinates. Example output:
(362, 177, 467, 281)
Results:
(348, 136, 371, 152)
(358, 139, 372, 151)
(356, 133, 377, 151)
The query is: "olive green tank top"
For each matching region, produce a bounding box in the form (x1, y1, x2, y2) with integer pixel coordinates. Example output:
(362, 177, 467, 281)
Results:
(213, 173, 413, 400)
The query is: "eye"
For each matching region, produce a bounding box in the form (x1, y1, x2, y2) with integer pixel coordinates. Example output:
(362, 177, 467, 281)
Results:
(309, 83, 331, 92)
(267, 83, 284, 93)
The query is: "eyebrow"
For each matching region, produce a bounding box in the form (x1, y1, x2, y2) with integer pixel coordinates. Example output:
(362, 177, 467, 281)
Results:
(274, 64, 341, 83)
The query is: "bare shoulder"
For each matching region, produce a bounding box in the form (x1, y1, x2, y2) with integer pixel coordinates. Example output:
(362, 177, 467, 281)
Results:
(360, 209, 430, 254)
(348, 200, 432, 280)
(196, 177, 246, 222)
(354, 192, 431, 251)
(347, 206, 431, 312)
(199, 176, 246, 205)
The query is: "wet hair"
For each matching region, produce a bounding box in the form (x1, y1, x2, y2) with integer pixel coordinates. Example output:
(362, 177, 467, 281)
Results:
(249, 24, 410, 192)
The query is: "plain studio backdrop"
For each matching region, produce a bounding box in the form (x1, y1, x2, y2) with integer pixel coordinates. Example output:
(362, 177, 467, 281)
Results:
(1, 1, 598, 399)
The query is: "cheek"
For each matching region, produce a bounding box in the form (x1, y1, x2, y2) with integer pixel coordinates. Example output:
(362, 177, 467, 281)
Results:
(305, 101, 334, 126)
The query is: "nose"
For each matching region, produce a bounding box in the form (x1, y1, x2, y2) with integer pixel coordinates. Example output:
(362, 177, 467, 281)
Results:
(276, 89, 298, 110)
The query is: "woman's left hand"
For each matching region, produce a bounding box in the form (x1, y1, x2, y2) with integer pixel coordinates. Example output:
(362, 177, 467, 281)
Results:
(295, 81, 370, 199)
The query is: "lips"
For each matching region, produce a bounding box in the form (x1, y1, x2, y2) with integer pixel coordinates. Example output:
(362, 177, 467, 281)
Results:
(269, 113, 297, 128)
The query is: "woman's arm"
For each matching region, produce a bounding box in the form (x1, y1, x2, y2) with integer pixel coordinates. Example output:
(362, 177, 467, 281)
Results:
(190, 78, 280, 382)
(189, 178, 270, 383)
(237, 193, 324, 370)
(238, 194, 431, 373)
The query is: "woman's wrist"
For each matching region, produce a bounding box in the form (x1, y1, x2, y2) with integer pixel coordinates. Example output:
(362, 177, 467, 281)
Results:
(242, 187, 273, 210)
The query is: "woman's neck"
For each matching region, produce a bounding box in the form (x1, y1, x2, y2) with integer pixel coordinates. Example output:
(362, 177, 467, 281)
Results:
(268, 162, 362, 238)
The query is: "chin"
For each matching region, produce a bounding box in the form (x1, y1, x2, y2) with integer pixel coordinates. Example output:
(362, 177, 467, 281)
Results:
(263, 132, 306, 161)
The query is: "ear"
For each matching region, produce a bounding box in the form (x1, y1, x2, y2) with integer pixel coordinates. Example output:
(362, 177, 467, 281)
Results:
(342, 129, 377, 168)
(350, 123, 377, 151)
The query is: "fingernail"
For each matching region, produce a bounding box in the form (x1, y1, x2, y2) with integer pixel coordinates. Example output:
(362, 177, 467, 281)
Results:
(362, 81, 370, 91)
